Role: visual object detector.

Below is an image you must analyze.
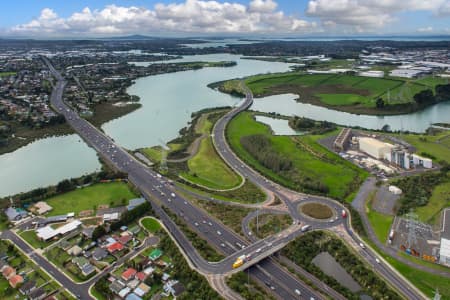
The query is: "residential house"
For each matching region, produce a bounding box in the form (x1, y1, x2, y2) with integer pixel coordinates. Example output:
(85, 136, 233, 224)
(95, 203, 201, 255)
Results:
(28, 287, 46, 300)
(72, 257, 95, 276)
(109, 280, 125, 294)
(92, 247, 108, 261)
(134, 283, 150, 297)
(5, 207, 28, 221)
(127, 279, 140, 289)
(118, 287, 131, 298)
(19, 280, 36, 295)
(9, 274, 24, 288)
(82, 227, 95, 239)
(107, 242, 123, 254)
(67, 245, 83, 256)
(164, 280, 185, 297)
(118, 234, 132, 245)
(125, 293, 142, 300)
(2, 266, 15, 279)
(33, 202, 52, 215)
(135, 272, 146, 281)
(121, 268, 137, 282)
(148, 249, 162, 261)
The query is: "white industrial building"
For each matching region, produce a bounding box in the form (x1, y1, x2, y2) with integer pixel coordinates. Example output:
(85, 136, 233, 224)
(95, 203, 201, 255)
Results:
(358, 70, 384, 78)
(388, 185, 402, 195)
(412, 154, 433, 169)
(358, 137, 394, 159)
(440, 209, 450, 266)
(36, 220, 82, 241)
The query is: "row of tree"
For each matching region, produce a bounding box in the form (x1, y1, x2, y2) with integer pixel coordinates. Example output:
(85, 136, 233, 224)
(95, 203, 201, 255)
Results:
(394, 170, 449, 215)
(288, 116, 336, 134)
(241, 134, 293, 172)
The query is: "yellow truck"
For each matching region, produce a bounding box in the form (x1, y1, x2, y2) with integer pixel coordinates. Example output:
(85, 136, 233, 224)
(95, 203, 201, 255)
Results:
(232, 255, 246, 268)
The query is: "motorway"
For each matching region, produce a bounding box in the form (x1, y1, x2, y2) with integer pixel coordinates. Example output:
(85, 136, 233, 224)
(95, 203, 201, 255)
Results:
(42, 58, 325, 299)
(41, 57, 424, 300)
(211, 84, 425, 300)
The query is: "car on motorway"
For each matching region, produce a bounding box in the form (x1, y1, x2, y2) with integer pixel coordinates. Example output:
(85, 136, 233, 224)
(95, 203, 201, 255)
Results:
(359, 243, 365, 249)
(375, 258, 380, 264)
(220, 243, 225, 247)
(202, 220, 207, 224)
(295, 289, 301, 296)
(194, 222, 199, 226)
(256, 248, 262, 253)
(208, 222, 212, 226)
(217, 230, 222, 235)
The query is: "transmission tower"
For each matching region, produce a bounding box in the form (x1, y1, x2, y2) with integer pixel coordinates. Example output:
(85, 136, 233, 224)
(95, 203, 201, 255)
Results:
(158, 138, 169, 173)
(405, 210, 419, 249)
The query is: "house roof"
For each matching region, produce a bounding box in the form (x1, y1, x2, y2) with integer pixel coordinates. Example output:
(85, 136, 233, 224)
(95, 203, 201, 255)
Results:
(118, 287, 131, 298)
(125, 293, 142, 300)
(171, 282, 185, 296)
(137, 282, 150, 293)
(28, 287, 46, 299)
(122, 268, 137, 280)
(127, 198, 146, 211)
(148, 249, 162, 260)
(9, 274, 23, 287)
(19, 280, 36, 294)
(107, 242, 124, 253)
(109, 280, 125, 294)
(135, 272, 146, 281)
(118, 234, 132, 245)
(2, 266, 15, 277)
(5, 207, 27, 221)
(92, 247, 108, 260)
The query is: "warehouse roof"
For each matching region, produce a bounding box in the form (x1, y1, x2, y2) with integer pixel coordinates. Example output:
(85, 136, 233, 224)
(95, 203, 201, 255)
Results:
(359, 137, 394, 150)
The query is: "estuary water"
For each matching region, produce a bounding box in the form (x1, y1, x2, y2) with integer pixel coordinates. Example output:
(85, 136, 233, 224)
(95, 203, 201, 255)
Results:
(1, 53, 449, 197)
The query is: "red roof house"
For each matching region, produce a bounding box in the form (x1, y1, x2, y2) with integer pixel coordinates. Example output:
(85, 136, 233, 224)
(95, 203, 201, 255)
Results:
(121, 268, 137, 281)
(136, 272, 147, 281)
(9, 274, 24, 288)
(107, 242, 124, 254)
(2, 266, 15, 279)
(118, 234, 132, 245)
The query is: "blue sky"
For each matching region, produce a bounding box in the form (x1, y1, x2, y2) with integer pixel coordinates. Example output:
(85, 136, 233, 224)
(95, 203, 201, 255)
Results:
(1, 0, 449, 37)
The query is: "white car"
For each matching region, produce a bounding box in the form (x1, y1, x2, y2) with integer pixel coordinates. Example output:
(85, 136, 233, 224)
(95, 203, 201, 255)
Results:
(256, 248, 262, 253)
(295, 289, 301, 296)
(375, 258, 380, 264)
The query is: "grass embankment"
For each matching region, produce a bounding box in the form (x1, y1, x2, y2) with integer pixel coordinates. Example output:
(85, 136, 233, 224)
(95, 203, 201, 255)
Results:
(366, 209, 393, 243)
(249, 214, 292, 239)
(218, 72, 446, 115)
(415, 181, 450, 223)
(227, 112, 366, 200)
(300, 203, 333, 219)
(141, 217, 162, 233)
(187, 196, 253, 236)
(20, 230, 55, 249)
(45, 182, 137, 216)
(182, 112, 242, 190)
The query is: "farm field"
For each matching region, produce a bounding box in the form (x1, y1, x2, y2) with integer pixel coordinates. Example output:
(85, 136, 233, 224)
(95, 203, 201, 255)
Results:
(215, 72, 447, 114)
(45, 182, 137, 216)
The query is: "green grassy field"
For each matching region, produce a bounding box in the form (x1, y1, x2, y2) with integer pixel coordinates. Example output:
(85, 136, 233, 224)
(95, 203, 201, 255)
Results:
(182, 113, 242, 190)
(415, 181, 450, 223)
(0, 72, 16, 77)
(46, 182, 137, 216)
(141, 217, 161, 233)
(317, 93, 368, 106)
(227, 112, 367, 200)
(366, 209, 394, 243)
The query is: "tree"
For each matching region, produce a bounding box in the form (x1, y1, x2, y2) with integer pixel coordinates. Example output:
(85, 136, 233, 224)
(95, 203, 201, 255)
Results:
(92, 225, 107, 240)
(375, 97, 385, 109)
(56, 179, 74, 193)
(413, 89, 434, 105)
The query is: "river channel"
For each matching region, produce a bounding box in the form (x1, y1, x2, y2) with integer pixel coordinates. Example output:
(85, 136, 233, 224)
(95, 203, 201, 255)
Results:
(1, 53, 449, 197)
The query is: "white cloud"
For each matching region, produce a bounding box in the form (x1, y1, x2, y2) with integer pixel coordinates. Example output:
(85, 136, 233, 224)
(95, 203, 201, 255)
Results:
(417, 26, 433, 32)
(306, 0, 449, 31)
(10, 1, 314, 36)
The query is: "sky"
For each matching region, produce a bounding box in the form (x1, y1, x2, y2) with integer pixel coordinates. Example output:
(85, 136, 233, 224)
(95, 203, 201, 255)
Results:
(1, 0, 450, 38)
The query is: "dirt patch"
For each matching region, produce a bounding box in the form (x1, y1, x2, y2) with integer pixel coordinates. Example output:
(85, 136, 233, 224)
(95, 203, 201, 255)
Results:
(300, 202, 333, 219)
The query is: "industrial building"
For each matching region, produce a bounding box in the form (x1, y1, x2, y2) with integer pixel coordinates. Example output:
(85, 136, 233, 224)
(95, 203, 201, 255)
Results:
(440, 209, 450, 266)
(357, 137, 432, 170)
(333, 128, 352, 151)
(36, 220, 82, 241)
(358, 137, 394, 159)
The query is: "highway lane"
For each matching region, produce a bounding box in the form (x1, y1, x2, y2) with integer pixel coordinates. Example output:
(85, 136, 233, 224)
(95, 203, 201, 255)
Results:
(42, 57, 325, 299)
(211, 83, 425, 300)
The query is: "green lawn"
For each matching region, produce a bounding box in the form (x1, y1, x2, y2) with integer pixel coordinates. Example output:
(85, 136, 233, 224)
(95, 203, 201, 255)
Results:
(366, 209, 394, 243)
(182, 112, 242, 190)
(227, 112, 366, 200)
(20, 230, 54, 249)
(46, 182, 137, 216)
(0, 72, 16, 77)
(141, 217, 161, 233)
(415, 181, 450, 223)
(317, 93, 368, 106)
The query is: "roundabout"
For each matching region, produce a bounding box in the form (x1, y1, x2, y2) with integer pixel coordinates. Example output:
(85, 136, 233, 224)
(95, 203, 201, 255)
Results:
(298, 201, 335, 221)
